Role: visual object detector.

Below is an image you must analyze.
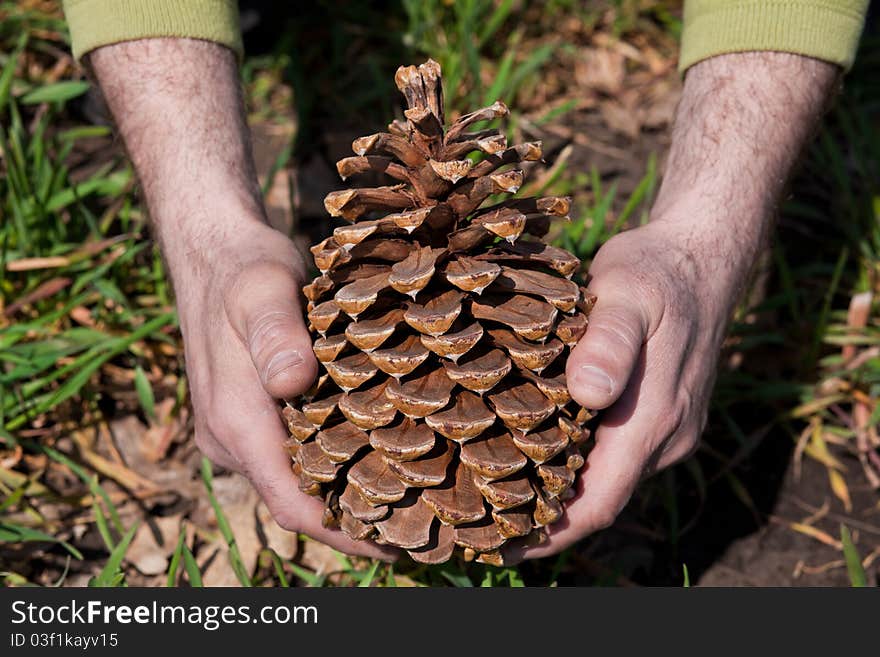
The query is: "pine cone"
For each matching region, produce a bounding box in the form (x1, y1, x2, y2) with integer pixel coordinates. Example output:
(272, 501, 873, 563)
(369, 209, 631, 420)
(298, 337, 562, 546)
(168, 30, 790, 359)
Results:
(282, 60, 596, 565)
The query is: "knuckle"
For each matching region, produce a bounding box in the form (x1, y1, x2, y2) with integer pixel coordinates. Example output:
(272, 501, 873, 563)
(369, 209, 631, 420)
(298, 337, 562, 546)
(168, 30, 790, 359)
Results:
(677, 434, 700, 461)
(193, 421, 215, 453)
(269, 505, 301, 533)
(675, 388, 695, 420)
(594, 309, 643, 352)
(203, 409, 243, 456)
(663, 431, 700, 467)
(587, 507, 618, 533)
(652, 407, 687, 448)
(247, 311, 298, 356)
(659, 422, 702, 466)
(230, 260, 297, 294)
(203, 414, 228, 444)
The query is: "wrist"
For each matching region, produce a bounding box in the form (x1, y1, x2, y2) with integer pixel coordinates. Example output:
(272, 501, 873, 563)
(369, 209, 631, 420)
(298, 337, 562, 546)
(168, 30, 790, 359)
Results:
(650, 184, 770, 255)
(646, 197, 767, 310)
(159, 216, 305, 305)
(154, 196, 267, 265)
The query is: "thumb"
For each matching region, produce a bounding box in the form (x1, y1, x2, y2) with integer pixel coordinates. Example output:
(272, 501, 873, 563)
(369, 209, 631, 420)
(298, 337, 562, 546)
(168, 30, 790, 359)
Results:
(566, 293, 649, 409)
(225, 263, 318, 399)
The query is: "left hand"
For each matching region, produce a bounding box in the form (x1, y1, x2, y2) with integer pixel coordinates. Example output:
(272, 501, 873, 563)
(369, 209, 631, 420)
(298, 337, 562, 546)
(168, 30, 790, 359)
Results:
(506, 49, 838, 562)
(509, 217, 742, 560)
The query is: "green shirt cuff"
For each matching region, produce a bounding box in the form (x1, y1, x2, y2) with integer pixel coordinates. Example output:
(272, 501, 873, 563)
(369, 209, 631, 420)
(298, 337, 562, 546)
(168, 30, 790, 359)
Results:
(680, 0, 869, 73)
(62, 0, 243, 61)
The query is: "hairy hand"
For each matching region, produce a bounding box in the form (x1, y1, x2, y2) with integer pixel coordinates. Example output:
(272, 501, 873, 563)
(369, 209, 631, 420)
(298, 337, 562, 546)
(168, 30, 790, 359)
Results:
(90, 39, 397, 559)
(509, 51, 837, 562)
(169, 221, 398, 559)
(510, 220, 732, 560)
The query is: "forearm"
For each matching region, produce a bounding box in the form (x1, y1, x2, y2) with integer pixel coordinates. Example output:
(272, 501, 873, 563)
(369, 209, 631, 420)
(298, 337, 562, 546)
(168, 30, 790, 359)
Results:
(89, 38, 264, 269)
(652, 52, 838, 295)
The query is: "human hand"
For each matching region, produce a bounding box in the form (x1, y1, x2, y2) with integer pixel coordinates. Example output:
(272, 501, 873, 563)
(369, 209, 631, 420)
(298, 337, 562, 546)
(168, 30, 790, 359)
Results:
(89, 38, 397, 559)
(168, 220, 397, 559)
(510, 219, 735, 560)
(508, 51, 838, 562)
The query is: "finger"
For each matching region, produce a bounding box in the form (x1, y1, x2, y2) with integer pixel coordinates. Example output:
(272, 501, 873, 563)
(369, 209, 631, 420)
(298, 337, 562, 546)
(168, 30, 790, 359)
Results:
(194, 429, 239, 472)
(224, 262, 318, 399)
(650, 428, 699, 474)
(213, 338, 399, 561)
(566, 291, 650, 410)
(280, 487, 399, 561)
(506, 429, 646, 563)
(509, 355, 654, 562)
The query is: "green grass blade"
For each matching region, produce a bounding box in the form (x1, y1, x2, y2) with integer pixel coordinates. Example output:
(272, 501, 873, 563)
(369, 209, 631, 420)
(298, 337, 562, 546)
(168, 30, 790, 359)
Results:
(0, 32, 27, 110)
(438, 565, 473, 587)
(357, 560, 380, 587)
(807, 246, 849, 366)
(91, 494, 116, 552)
(477, 0, 514, 47)
(200, 457, 253, 586)
(840, 524, 867, 587)
(5, 312, 174, 431)
(181, 542, 203, 587)
(133, 365, 156, 421)
(166, 530, 186, 587)
(0, 480, 27, 513)
(270, 551, 290, 588)
(288, 561, 326, 587)
(0, 521, 83, 560)
(505, 567, 525, 587)
(49, 556, 72, 587)
(21, 80, 90, 105)
(385, 564, 397, 588)
(28, 443, 124, 534)
(89, 523, 137, 587)
(483, 45, 516, 105)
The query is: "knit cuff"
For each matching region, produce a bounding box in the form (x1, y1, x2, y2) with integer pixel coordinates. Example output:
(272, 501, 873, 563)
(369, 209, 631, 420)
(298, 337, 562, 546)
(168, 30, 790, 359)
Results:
(680, 0, 868, 73)
(63, 0, 242, 61)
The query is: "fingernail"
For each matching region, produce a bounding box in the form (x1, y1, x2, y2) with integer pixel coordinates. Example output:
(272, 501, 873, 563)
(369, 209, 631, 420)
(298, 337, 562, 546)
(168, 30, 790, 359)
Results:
(264, 350, 304, 381)
(575, 365, 613, 398)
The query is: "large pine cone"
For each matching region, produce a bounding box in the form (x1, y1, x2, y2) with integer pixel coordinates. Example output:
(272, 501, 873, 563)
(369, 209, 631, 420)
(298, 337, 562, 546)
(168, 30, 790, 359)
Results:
(282, 60, 596, 565)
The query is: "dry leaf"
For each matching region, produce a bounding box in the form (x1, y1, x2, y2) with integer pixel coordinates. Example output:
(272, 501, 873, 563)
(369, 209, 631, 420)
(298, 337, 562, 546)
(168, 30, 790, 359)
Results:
(142, 398, 185, 463)
(71, 428, 161, 498)
(576, 47, 625, 95)
(198, 473, 262, 587)
(126, 515, 181, 576)
(109, 414, 197, 495)
(199, 545, 242, 587)
(299, 539, 342, 577)
(256, 501, 298, 560)
(827, 469, 853, 512)
(787, 521, 843, 550)
(599, 99, 640, 139)
(843, 291, 872, 361)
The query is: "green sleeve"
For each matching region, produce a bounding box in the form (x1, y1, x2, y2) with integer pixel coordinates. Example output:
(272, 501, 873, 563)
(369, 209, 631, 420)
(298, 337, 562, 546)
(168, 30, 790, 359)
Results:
(680, 0, 869, 72)
(61, 0, 242, 61)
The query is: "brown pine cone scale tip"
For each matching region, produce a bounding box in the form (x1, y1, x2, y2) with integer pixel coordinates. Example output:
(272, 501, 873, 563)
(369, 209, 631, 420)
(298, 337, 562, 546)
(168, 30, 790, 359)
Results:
(282, 60, 596, 566)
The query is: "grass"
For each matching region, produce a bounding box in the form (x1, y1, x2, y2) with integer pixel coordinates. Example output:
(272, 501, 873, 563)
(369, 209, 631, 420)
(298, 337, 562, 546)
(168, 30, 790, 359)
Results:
(1, 0, 878, 587)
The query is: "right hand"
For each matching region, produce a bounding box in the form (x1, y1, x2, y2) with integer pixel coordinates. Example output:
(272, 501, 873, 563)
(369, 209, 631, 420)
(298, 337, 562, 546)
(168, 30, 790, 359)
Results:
(169, 219, 398, 560)
(86, 38, 397, 559)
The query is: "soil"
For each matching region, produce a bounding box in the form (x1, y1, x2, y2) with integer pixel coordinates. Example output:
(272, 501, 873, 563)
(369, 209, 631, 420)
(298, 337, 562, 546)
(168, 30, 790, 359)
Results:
(681, 434, 879, 586)
(518, 417, 880, 586)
